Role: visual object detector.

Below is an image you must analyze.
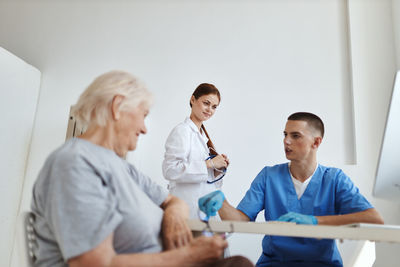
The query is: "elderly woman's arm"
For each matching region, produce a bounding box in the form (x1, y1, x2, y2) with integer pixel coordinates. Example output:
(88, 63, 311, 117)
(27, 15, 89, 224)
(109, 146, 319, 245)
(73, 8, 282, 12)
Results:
(160, 194, 193, 249)
(68, 232, 227, 267)
(68, 194, 227, 267)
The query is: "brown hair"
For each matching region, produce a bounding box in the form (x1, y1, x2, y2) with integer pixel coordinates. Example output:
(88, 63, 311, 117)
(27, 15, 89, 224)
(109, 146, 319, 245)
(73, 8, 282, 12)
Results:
(191, 83, 221, 155)
(190, 83, 220, 107)
(288, 112, 325, 138)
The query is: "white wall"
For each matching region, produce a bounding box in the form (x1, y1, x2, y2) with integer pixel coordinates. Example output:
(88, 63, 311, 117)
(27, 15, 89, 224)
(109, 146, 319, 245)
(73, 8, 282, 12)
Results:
(0, 0, 399, 266)
(347, 0, 400, 266)
(0, 48, 41, 267)
(393, 0, 400, 69)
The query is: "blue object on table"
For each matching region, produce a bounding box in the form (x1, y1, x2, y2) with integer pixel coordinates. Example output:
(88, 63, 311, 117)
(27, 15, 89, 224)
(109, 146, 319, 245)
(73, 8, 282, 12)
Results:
(198, 190, 225, 217)
(277, 211, 318, 225)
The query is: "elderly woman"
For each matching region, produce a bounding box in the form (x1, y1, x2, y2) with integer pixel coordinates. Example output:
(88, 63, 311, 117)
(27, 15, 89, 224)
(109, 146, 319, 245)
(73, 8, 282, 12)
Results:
(30, 71, 253, 267)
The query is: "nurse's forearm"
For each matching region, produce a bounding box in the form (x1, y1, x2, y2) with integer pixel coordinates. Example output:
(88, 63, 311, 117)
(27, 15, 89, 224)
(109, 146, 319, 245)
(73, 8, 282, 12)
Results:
(218, 200, 250, 221)
(316, 208, 384, 225)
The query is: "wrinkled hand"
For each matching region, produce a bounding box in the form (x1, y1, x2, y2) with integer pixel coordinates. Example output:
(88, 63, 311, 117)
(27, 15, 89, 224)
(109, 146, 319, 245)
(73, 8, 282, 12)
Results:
(187, 235, 228, 264)
(198, 190, 225, 217)
(162, 199, 193, 250)
(277, 212, 318, 225)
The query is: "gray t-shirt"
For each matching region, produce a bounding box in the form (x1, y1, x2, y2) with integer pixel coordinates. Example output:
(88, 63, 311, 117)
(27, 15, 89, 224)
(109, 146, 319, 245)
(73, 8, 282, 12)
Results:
(31, 138, 169, 267)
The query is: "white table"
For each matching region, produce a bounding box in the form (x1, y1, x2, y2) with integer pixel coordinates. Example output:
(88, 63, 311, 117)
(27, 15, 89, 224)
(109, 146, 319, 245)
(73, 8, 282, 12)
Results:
(187, 220, 400, 243)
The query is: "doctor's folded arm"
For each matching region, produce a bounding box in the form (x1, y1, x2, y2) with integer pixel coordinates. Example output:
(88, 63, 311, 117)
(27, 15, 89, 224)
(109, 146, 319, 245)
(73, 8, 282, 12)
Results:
(200, 112, 384, 267)
(30, 71, 252, 267)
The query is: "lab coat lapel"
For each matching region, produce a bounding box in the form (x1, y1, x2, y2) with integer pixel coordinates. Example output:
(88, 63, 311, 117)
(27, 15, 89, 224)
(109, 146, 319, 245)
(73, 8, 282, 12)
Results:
(185, 117, 209, 154)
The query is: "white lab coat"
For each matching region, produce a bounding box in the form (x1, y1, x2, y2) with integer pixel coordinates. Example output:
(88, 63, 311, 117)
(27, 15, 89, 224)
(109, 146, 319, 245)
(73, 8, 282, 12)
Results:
(162, 117, 222, 219)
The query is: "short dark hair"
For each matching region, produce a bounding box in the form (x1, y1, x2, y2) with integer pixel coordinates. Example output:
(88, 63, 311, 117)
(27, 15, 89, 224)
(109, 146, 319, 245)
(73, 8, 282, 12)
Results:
(288, 112, 324, 138)
(190, 83, 220, 107)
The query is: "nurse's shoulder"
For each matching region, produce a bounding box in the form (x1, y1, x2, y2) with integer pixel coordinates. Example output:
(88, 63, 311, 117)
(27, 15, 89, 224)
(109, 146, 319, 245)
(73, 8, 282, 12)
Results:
(319, 164, 349, 182)
(252, 163, 289, 184)
(264, 163, 289, 176)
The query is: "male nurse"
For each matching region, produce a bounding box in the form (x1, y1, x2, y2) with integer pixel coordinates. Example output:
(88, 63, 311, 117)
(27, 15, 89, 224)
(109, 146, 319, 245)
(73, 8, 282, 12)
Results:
(199, 112, 384, 267)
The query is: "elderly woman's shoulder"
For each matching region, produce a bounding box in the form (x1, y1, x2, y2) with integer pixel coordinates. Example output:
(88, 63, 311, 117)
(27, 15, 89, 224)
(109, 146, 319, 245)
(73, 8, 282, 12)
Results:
(46, 138, 108, 168)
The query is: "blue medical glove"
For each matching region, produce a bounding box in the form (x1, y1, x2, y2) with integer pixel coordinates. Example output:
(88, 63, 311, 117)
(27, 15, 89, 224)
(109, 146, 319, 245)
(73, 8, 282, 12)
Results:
(277, 212, 318, 225)
(198, 190, 225, 217)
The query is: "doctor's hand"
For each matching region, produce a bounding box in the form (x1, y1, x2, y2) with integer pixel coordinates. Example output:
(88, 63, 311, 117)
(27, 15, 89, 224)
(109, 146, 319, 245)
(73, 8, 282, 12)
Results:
(207, 154, 228, 170)
(277, 212, 318, 225)
(198, 190, 225, 217)
(221, 154, 230, 167)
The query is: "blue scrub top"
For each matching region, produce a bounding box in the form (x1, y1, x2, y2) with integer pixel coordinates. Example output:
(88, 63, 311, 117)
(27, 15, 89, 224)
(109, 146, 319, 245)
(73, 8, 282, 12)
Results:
(237, 163, 373, 267)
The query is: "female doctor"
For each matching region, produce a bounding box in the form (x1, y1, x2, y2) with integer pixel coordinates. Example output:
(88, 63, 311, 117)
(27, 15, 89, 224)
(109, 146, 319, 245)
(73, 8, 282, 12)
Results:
(162, 83, 229, 219)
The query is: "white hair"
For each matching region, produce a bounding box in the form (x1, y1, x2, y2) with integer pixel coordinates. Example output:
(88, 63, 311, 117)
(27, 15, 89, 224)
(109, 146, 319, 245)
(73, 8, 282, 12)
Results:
(72, 70, 153, 128)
